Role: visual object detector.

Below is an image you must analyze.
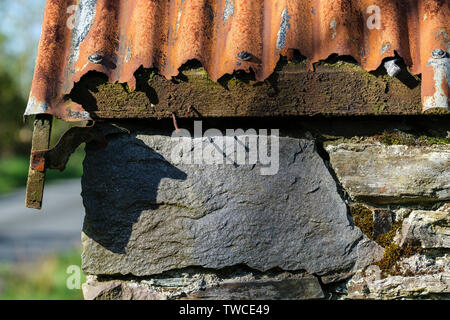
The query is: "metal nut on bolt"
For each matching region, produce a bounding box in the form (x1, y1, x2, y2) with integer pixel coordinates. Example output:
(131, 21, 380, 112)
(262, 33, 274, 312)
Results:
(431, 49, 447, 59)
(237, 51, 252, 61)
(88, 53, 104, 64)
(384, 59, 401, 77)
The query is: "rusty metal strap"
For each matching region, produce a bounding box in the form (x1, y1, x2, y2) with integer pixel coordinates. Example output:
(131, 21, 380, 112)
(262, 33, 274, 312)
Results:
(30, 124, 107, 172)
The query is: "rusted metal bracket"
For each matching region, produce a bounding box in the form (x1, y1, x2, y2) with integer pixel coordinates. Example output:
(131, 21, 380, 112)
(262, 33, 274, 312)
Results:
(26, 120, 107, 209)
(30, 123, 107, 173)
(25, 114, 53, 210)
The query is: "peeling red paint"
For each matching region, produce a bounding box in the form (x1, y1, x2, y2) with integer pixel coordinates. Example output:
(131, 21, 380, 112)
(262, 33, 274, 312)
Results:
(25, 0, 449, 121)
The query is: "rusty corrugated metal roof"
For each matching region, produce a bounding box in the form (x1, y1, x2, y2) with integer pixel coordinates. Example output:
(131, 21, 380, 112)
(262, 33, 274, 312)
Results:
(25, 0, 449, 121)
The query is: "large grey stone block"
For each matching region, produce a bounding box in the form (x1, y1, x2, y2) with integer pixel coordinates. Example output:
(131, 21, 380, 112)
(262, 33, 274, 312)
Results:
(81, 131, 382, 282)
(325, 143, 450, 204)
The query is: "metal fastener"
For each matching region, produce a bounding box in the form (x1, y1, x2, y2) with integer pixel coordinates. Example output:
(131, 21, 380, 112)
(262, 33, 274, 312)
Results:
(237, 51, 252, 61)
(431, 49, 447, 59)
(88, 53, 104, 64)
(384, 59, 401, 77)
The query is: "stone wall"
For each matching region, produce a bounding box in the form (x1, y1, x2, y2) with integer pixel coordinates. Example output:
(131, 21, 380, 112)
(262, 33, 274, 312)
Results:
(81, 119, 449, 300)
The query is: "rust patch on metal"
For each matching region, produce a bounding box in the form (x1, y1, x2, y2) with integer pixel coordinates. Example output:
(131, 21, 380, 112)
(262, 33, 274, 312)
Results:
(26, 0, 450, 121)
(31, 152, 46, 172)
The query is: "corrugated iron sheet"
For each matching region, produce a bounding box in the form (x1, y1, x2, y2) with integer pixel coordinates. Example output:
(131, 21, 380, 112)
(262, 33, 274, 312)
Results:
(25, 0, 449, 121)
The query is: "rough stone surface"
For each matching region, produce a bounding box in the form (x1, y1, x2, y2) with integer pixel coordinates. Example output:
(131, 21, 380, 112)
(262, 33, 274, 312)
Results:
(83, 271, 324, 300)
(182, 279, 324, 300)
(394, 208, 413, 222)
(83, 276, 167, 300)
(347, 257, 450, 299)
(399, 207, 450, 249)
(81, 132, 383, 281)
(372, 209, 393, 240)
(325, 143, 450, 204)
(397, 254, 449, 275)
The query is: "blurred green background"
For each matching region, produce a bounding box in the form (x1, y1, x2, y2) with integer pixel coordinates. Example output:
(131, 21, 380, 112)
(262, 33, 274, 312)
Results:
(0, 0, 85, 300)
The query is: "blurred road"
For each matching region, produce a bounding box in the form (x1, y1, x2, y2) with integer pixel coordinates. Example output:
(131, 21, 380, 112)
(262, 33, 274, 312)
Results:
(0, 179, 84, 263)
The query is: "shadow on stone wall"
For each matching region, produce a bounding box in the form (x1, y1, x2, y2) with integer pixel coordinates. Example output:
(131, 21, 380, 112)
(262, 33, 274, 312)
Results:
(82, 138, 187, 254)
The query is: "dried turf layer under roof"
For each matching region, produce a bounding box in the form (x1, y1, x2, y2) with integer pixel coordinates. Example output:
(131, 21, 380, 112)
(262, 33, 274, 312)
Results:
(25, 0, 449, 121)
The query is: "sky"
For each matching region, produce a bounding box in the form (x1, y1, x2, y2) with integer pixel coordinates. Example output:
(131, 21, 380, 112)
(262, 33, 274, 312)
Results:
(0, 1, 44, 52)
(0, 0, 46, 96)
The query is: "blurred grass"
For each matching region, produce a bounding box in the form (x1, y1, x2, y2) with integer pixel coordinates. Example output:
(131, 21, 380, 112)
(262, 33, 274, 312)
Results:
(0, 248, 85, 300)
(0, 146, 85, 195)
(0, 118, 87, 195)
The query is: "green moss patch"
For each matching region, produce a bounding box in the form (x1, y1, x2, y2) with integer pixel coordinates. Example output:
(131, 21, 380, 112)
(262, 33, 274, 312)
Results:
(417, 136, 450, 145)
(375, 219, 422, 276)
(350, 203, 423, 276)
(374, 131, 417, 146)
(349, 203, 374, 239)
(373, 131, 450, 146)
(376, 243, 422, 276)
(376, 243, 403, 274)
(375, 220, 401, 248)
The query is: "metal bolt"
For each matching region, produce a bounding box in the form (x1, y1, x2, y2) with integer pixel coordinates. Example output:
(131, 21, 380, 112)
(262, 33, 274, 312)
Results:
(384, 59, 401, 77)
(237, 51, 252, 61)
(88, 53, 104, 64)
(431, 49, 447, 59)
